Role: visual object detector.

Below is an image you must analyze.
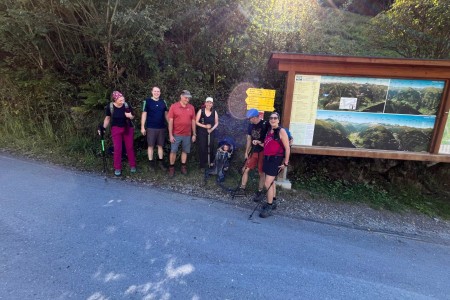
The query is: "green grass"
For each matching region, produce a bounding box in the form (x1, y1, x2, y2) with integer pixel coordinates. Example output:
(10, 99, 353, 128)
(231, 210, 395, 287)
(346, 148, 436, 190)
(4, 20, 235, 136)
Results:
(293, 175, 450, 220)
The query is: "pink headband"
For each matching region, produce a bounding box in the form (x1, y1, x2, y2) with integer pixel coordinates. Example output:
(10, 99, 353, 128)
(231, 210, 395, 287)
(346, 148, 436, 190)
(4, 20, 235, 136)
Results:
(112, 91, 124, 101)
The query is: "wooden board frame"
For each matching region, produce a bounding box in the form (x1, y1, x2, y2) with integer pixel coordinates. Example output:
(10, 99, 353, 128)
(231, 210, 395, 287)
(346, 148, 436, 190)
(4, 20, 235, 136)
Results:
(269, 53, 450, 163)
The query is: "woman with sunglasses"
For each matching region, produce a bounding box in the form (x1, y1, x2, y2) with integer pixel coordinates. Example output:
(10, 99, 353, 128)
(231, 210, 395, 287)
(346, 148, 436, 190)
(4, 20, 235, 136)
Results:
(260, 112, 290, 218)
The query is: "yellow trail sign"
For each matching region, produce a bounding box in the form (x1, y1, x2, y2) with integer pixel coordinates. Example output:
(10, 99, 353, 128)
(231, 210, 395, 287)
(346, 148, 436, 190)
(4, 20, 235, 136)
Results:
(245, 88, 275, 112)
(246, 88, 276, 98)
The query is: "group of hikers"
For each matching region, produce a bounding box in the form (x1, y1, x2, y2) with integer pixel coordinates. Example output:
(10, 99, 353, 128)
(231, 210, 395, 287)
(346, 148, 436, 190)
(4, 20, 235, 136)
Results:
(98, 87, 291, 218)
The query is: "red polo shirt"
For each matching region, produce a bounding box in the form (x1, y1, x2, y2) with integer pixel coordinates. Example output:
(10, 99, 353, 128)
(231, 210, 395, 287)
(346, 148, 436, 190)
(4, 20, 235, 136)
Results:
(168, 101, 196, 136)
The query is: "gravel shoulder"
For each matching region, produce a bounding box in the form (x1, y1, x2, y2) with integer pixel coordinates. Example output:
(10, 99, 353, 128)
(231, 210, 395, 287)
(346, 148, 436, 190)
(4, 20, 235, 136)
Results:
(3, 150, 450, 245)
(163, 176, 450, 245)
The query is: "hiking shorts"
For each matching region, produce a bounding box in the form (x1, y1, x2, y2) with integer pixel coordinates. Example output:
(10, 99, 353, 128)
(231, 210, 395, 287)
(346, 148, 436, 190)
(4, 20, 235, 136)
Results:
(146, 128, 166, 147)
(245, 151, 264, 174)
(171, 135, 191, 153)
(263, 155, 284, 176)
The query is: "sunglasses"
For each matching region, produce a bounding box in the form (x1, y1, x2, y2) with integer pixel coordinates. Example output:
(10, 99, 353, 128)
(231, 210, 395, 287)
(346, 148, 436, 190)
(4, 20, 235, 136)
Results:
(269, 116, 279, 120)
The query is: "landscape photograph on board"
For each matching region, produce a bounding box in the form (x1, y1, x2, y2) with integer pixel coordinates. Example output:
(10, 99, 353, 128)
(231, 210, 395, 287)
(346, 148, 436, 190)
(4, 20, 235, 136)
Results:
(385, 79, 443, 115)
(318, 77, 444, 115)
(311, 76, 445, 152)
(312, 111, 437, 152)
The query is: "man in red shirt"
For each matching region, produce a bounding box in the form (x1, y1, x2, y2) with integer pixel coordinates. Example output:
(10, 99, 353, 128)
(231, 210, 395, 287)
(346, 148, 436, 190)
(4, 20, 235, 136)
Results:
(167, 90, 197, 177)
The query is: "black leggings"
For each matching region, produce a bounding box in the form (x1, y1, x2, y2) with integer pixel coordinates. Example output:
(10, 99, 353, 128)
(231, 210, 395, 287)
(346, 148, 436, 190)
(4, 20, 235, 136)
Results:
(197, 129, 215, 168)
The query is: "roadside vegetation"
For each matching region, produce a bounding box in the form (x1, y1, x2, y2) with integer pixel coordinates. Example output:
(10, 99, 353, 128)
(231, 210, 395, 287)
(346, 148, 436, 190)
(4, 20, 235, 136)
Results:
(1, 0, 449, 219)
(293, 175, 450, 219)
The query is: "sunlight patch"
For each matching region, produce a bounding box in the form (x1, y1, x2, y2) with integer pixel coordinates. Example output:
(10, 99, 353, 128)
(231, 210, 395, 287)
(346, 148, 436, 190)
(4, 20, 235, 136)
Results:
(87, 292, 108, 300)
(103, 199, 122, 207)
(238, 0, 319, 33)
(124, 258, 195, 299)
(104, 272, 125, 282)
(165, 258, 195, 279)
(126, 282, 153, 294)
(106, 226, 117, 234)
(227, 82, 255, 120)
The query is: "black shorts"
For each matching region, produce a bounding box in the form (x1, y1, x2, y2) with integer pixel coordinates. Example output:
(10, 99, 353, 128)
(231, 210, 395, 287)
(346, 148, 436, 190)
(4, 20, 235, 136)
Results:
(263, 156, 284, 176)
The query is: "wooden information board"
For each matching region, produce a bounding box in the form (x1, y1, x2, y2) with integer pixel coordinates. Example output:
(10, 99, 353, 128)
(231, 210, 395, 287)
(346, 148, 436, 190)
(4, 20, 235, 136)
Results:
(269, 53, 450, 163)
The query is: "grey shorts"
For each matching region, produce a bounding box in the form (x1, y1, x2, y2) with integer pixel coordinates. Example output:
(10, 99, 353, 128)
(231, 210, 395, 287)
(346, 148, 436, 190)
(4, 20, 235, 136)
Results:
(171, 135, 192, 153)
(146, 128, 166, 147)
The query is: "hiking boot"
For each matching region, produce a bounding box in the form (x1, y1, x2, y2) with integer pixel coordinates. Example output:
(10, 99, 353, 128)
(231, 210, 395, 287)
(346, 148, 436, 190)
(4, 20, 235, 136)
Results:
(259, 203, 274, 218)
(262, 199, 277, 210)
(181, 165, 188, 175)
(114, 169, 122, 176)
(273, 199, 278, 210)
(168, 166, 175, 178)
(130, 167, 137, 173)
(253, 190, 264, 202)
(148, 160, 156, 170)
(158, 160, 167, 171)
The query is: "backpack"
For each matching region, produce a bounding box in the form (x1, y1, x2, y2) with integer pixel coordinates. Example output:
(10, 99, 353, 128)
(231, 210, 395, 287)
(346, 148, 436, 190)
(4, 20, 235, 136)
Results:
(273, 127, 292, 142)
(109, 102, 134, 127)
(271, 127, 292, 157)
(110, 101, 129, 115)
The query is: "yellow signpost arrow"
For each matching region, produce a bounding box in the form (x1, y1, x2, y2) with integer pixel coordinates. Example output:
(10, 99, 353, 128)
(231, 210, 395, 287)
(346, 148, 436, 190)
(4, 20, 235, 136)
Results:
(245, 88, 276, 111)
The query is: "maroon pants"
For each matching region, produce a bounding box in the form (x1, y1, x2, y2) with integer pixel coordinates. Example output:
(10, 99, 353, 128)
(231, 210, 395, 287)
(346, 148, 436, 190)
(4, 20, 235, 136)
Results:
(111, 126, 136, 170)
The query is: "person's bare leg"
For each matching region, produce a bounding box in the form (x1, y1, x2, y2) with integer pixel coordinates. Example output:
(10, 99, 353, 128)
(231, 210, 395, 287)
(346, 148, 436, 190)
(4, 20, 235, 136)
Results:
(148, 146, 154, 160)
(170, 152, 176, 165)
(241, 168, 250, 188)
(258, 172, 265, 191)
(264, 175, 275, 204)
(181, 152, 187, 164)
(157, 145, 164, 160)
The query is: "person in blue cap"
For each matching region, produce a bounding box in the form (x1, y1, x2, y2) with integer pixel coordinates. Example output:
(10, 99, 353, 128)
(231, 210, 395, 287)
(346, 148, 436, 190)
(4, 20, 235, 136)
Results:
(234, 108, 269, 201)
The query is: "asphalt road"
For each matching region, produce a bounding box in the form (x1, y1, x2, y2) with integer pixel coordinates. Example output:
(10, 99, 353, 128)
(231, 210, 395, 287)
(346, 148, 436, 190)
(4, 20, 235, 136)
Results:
(1, 154, 449, 300)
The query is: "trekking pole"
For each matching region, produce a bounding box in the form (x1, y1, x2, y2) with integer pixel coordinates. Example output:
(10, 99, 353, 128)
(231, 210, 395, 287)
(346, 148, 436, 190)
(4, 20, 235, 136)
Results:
(248, 167, 283, 220)
(98, 124, 107, 177)
(203, 132, 212, 186)
(101, 134, 106, 174)
(207, 132, 211, 167)
(231, 145, 254, 199)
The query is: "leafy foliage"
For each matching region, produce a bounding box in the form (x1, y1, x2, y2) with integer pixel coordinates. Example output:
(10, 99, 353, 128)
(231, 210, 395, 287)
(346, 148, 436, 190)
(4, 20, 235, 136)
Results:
(318, 0, 393, 16)
(369, 0, 450, 59)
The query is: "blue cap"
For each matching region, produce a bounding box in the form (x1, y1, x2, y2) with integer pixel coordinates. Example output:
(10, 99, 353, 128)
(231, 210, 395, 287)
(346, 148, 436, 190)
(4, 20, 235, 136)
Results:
(246, 108, 259, 118)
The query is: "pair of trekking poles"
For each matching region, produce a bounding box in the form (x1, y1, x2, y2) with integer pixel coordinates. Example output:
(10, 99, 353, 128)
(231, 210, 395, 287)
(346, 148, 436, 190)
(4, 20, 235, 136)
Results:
(231, 145, 282, 219)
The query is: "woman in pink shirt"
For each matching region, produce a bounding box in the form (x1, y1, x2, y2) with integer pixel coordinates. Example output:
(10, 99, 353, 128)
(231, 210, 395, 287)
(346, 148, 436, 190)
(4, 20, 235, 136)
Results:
(260, 112, 290, 218)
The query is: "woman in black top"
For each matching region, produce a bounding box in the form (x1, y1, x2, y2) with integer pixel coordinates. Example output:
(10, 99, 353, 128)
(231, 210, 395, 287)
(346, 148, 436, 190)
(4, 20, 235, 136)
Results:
(100, 91, 137, 176)
(195, 97, 219, 169)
